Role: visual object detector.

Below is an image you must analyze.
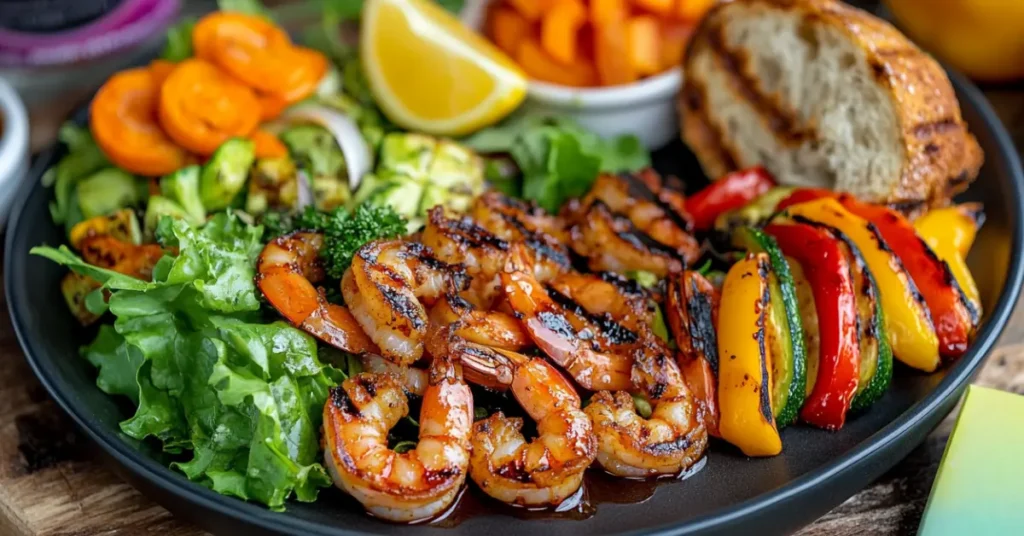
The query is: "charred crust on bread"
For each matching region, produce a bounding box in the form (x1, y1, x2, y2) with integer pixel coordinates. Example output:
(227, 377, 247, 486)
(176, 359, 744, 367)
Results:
(679, 0, 984, 209)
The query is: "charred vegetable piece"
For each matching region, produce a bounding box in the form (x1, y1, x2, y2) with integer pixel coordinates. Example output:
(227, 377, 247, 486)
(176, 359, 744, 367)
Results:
(666, 270, 720, 437)
(713, 186, 797, 233)
(78, 235, 166, 280)
(717, 253, 781, 456)
(837, 233, 893, 412)
(782, 198, 940, 372)
(781, 189, 976, 359)
(788, 260, 820, 398)
(732, 227, 807, 429)
(914, 203, 985, 314)
(685, 166, 776, 231)
(311, 175, 351, 211)
(199, 138, 255, 210)
(77, 168, 140, 219)
(765, 222, 859, 430)
(61, 272, 103, 325)
(69, 209, 142, 250)
(246, 157, 299, 215)
(160, 165, 206, 223)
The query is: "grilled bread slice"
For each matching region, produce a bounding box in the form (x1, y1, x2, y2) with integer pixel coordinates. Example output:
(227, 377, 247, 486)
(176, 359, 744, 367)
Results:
(680, 0, 983, 210)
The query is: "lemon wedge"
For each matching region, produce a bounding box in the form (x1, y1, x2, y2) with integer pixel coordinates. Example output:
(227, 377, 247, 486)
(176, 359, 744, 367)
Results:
(361, 0, 528, 136)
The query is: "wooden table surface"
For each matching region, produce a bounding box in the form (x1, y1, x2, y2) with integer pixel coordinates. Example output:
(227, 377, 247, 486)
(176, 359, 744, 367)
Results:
(3, 18, 1024, 536)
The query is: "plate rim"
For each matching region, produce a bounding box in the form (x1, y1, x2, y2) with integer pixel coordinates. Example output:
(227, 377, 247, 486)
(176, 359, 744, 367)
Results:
(6, 70, 1024, 536)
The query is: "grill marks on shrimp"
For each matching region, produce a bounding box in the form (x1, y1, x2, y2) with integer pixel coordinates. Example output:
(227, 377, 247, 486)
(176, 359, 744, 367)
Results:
(621, 172, 694, 235)
(589, 200, 687, 261)
(497, 211, 572, 269)
(545, 285, 641, 347)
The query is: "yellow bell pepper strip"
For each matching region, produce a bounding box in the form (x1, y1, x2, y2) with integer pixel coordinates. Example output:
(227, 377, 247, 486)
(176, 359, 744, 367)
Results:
(781, 198, 940, 372)
(717, 253, 781, 457)
(914, 203, 985, 313)
(667, 270, 721, 437)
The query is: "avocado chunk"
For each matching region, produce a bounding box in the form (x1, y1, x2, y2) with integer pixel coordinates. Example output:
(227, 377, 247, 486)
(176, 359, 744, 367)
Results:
(418, 184, 450, 214)
(200, 138, 255, 210)
(379, 133, 436, 179)
(361, 173, 424, 230)
(77, 168, 140, 219)
(160, 165, 205, 223)
(144, 195, 194, 238)
(427, 139, 484, 194)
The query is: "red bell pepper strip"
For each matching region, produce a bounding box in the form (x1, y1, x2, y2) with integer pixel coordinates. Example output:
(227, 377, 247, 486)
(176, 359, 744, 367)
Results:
(778, 188, 977, 358)
(765, 222, 860, 430)
(686, 166, 776, 231)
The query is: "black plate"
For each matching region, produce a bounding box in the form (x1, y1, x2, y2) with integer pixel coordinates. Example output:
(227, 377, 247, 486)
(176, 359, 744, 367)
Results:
(6, 72, 1024, 536)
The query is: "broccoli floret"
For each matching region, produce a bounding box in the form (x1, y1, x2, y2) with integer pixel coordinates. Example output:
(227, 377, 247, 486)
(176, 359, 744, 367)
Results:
(261, 204, 406, 279)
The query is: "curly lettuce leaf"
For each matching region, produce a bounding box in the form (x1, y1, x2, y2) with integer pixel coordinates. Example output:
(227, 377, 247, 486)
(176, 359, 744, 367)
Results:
(81, 325, 144, 405)
(39, 214, 337, 509)
(156, 213, 264, 312)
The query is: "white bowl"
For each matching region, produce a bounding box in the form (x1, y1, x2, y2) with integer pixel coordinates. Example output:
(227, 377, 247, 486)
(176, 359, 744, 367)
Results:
(521, 69, 683, 150)
(459, 1, 684, 150)
(0, 77, 30, 230)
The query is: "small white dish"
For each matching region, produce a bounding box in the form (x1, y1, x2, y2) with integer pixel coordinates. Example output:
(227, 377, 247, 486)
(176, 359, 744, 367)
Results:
(522, 69, 683, 150)
(0, 77, 30, 230)
(460, 1, 684, 150)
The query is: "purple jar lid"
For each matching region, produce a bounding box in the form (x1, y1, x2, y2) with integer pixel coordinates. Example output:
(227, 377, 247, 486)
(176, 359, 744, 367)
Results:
(0, 0, 180, 67)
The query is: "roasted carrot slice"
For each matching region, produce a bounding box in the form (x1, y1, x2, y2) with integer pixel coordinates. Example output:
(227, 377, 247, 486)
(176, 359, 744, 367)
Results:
(158, 59, 261, 155)
(541, 0, 586, 64)
(516, 38, 598, 87)
(214, 43, 328, 103)
(590, 0, 627, 25)
(192, 11, 290, 62)
(632, 0, 673, 15)
(489, 7, 531, 56)
(257, 91, 290, 121)
(506, 0, 547, 21)
(627, 15, 661, 75)
(594, 19, 637, 86)
(250, 129, 289, 159)
(149, 60, 177, 85)
(90, 66, 188, 176)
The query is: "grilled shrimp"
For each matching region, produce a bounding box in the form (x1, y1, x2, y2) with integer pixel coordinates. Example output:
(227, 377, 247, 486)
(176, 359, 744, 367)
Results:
(470, 192, 572, 281)
(454, 340, 596, 507)
(566, 171, 700, 277)
(501, 246, 634, 391)
(428, 291, 530, 352)
(342, 239, 467, 365)
(323, 354, 473, 522)
(472, 191, 570, 243)
(585, 340, 708, 477)
(546, 271, 654, 336)
(359, 353, 428, 397)
(257, 231, 378, 354)
(421, 206, 513, 304)
(581, 171, 694, 238)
